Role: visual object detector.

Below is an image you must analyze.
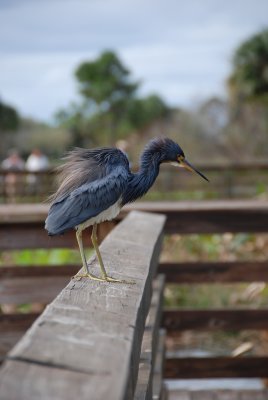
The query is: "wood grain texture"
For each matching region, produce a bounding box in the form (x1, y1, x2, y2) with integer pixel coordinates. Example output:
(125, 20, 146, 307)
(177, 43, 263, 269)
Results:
(0, 211, 166, 400)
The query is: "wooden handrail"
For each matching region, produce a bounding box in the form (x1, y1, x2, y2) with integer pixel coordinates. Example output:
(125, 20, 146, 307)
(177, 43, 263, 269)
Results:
(1, 162, 268, 203)
(1, 200, 268, 250)
(2, 161, 268, 175)
(0, 211, 166, 399)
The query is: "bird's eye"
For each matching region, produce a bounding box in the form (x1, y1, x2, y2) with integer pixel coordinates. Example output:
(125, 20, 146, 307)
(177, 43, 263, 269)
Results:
(177, 155, 185, 163)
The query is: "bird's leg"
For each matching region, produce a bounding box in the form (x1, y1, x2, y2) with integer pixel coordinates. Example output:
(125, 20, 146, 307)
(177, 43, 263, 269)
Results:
(74, 229, 104, 281)
(91, 224, 135, 284)
(76, 230, 89, 275)
(91, 224, 108, 279)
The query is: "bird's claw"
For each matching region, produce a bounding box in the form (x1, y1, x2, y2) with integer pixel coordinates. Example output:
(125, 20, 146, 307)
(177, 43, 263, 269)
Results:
(73, 272, 103, 281)
(103, 276, 135, 284)
(73, 273, 135, 284)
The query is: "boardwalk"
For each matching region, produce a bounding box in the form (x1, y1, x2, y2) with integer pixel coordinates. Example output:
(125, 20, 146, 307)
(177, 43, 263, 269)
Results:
(1, 200, 268, 398)
(169, 389, 268, 399)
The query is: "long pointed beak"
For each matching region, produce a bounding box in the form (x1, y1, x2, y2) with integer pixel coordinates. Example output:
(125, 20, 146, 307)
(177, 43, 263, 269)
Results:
(180, 159, 209, 182)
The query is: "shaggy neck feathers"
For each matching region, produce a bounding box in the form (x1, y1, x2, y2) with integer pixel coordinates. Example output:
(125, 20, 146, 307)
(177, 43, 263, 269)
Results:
(122, 142, 162, 204)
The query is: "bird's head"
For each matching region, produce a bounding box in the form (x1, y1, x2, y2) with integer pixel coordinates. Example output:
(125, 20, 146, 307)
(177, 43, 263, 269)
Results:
(149, 137, 209, 182)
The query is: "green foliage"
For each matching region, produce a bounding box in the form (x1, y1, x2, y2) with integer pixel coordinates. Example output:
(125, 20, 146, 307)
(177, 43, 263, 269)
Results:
(223, 28, 268, 159)
(0, 100, 20, 132)
(0, 248, 93, 266)
(126, 95, 169, 128)
(229, 28, 268, 102)
(57, 50, 170, 146)
(76, 50, 138, 107)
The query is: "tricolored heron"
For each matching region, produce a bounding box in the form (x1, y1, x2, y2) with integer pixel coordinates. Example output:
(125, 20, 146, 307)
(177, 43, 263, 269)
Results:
(45, 137, 208, 283)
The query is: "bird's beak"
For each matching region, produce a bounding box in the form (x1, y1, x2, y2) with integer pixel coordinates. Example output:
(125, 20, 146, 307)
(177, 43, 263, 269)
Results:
(179, 159, 209, 182)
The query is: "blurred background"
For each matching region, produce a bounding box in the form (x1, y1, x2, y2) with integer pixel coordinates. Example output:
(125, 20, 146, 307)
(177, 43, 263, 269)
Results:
(0, 0, 268, 167)
(1, 1, 268, 394)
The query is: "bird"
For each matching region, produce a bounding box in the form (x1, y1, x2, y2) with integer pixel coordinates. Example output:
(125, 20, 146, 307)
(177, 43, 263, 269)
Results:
(45, 137, 208, 283)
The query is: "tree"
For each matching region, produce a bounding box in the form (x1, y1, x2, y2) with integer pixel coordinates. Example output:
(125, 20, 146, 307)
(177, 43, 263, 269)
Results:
(56, 50, 170, 147)
(224, 29, 268, 159)
(228, 28, 268, 102)
(76, 51, 138, 108)
(0, 100, 20, 132)
(75, 51, 139, 143)
(126, 95, 169, 129)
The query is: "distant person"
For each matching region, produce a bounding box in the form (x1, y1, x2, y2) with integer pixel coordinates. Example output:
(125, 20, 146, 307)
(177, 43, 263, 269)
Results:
(1, 149, 25, 171)
(1, 149, 25, 202)
(26, 149, 50, 192)
(26, 148, 49, 172)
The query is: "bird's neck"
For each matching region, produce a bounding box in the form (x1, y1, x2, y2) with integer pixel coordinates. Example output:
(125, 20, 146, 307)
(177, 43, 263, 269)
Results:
(122, 148, 161, 204)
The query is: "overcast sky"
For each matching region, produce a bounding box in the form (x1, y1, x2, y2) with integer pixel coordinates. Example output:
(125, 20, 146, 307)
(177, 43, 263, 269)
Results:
(1, 0, 268, 122)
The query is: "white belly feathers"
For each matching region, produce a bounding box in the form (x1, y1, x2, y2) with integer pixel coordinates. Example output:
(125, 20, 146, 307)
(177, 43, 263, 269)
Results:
(76, 198, 122, 231)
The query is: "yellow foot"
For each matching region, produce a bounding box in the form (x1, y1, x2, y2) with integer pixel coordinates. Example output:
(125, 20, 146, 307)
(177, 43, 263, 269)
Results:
(103, 276, 135, 285)
(73, 272, 107, 282)
(73, 273, 135, 284)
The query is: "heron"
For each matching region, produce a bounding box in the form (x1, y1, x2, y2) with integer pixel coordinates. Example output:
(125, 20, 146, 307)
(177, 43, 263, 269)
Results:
(45, 137, 208, 283)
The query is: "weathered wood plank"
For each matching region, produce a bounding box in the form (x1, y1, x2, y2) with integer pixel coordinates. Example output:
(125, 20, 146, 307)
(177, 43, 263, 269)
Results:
(2, 259, 268, 305)
(0, 211, 166, 400)
(165, 356, 268, 379)
(240, 390, 268, 400)
(0, 360, 113, 400)
(0, 262, 258, 304)
(134, 275, 165, 400)
(126, 200, 268, 234)
(1, 201, 268, 248)
(0, 313, 39, 334)
(159, 261, 268, 283)
(163, 308, 268, 331)
(0, 313, 39, 362)
(0, 265, 78, 304)
(169, 390, 268, 400)
(0, 276, 72, 304)
(0, 265, 78, 278)
(152, 329, 166, 400)
(0, 222, 114, 250)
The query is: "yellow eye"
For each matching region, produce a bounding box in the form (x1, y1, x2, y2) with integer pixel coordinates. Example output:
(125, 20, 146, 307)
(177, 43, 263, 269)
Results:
(177, 155, 185, 163)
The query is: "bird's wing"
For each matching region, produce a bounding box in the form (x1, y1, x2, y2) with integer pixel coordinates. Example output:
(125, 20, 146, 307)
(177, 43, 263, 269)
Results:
(50, 148, 107, 203)
(45, 166, 128, 235)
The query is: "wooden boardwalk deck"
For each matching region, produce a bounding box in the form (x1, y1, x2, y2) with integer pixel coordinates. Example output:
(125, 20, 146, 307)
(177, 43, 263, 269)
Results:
(169, 389, 268, 399)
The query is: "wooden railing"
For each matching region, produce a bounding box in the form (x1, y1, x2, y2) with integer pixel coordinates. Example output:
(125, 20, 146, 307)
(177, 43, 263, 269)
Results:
(1, 161, 268, 202)
(1, 200, 268, 384)
(0, 211, 167, 399)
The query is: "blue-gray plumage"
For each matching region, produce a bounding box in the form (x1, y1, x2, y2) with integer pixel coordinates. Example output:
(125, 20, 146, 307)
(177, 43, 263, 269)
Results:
(45, 137, 208, 283)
